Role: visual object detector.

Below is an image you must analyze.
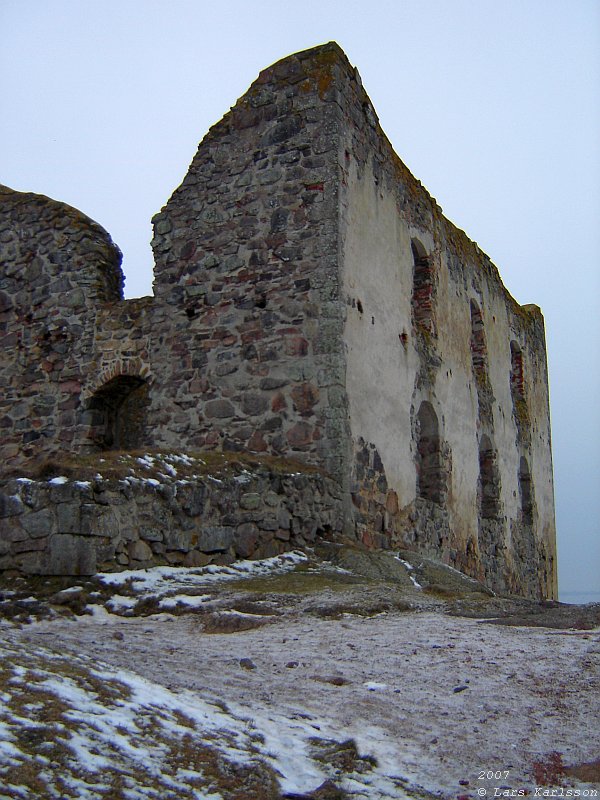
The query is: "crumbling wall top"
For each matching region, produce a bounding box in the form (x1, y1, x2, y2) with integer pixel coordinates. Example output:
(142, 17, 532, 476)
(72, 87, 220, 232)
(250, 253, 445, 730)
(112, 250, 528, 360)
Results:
(0, 184, 124, 309)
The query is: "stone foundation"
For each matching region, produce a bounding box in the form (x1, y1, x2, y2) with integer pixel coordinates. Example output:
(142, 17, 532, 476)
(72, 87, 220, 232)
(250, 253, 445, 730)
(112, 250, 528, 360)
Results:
(0, 461, 342, 575)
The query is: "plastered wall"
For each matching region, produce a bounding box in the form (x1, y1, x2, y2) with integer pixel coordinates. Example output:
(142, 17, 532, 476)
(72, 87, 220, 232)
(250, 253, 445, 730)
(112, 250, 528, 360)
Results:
(337, 73, 556, 597)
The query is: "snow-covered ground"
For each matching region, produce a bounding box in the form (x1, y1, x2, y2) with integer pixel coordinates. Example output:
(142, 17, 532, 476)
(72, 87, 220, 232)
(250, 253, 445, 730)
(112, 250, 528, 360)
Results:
(1, 553, 599, 799)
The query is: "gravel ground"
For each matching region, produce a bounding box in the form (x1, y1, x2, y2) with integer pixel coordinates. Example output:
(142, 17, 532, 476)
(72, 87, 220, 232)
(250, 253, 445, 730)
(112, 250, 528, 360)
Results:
(2, 549, 599, 798)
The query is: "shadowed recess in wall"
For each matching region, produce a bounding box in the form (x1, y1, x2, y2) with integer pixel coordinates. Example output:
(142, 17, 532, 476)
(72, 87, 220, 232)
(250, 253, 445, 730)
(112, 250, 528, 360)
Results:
(416, 402, 446, 505)
(411, 238, 435, 337)
(84, 376, 149, 451)
(478, 435, 501, 520)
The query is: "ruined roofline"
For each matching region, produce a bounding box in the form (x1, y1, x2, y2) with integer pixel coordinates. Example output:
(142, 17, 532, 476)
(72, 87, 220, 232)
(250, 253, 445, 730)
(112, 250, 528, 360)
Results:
(165, 43, 544, 330)
(0, 183, 121, 256)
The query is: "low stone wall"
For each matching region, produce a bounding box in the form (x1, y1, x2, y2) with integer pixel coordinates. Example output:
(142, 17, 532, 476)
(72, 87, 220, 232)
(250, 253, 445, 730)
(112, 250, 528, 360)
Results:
(0, 466, 342, 575)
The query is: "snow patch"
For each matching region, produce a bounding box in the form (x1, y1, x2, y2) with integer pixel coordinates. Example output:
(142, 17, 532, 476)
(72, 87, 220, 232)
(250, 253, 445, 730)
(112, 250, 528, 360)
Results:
(96, 551, 308, 600)
(158, 594, 211, 609)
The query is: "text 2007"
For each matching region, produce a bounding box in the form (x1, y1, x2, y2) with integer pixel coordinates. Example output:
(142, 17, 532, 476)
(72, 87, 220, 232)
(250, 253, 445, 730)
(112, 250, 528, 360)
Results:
(478, 771, 510, 780)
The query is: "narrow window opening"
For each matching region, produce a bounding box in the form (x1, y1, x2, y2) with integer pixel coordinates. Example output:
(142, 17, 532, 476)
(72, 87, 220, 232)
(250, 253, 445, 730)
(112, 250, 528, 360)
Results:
(478, 435, 501, 520)
(411, 239, 434, 336)
(416, 401, 446, 504)
(470, 301, 488, 379)
(510, 341, 525, 401)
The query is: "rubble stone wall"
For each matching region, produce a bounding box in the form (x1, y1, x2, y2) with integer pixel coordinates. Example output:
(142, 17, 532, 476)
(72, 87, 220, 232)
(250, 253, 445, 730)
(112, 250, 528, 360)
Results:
(0, 468, 342, 576)
(145, 46, 351, 485)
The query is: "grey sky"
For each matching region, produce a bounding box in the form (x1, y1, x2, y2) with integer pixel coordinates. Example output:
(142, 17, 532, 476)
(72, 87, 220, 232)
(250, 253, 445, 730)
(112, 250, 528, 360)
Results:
(2, 0, 598, 597)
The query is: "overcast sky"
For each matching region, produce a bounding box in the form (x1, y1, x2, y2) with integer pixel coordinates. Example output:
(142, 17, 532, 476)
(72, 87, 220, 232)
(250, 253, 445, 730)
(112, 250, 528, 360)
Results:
(2, 0, 598, 598)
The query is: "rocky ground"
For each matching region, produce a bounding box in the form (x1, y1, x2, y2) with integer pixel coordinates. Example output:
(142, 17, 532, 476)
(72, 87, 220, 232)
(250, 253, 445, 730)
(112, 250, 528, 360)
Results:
(1, 545, 599, 799)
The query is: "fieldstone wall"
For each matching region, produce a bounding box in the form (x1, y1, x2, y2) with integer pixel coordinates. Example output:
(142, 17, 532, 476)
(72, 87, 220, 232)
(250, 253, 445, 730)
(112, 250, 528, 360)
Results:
(145, 44, 351, 485)
(0, 186, 124, 465)
(0, 44, 352, 504)
(0, 467, 342, 576)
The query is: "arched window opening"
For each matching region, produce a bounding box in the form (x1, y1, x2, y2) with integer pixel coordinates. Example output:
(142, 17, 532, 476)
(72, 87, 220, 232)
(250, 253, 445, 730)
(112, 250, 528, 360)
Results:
(416, 401, 445, 504)
(470, 301, 488, 379)
(478, 435, 501, 520)
(411, 239, 434, 336)
(510, 341, 525, 401)
(87, 375, 149, 451)
(519, 457, 533, 526)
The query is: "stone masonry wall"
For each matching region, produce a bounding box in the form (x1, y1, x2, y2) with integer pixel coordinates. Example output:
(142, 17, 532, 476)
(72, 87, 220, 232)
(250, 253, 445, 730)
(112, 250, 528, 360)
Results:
(0, 186, 124, 466)
(146, 45, 351, 487)
(0, 461, 342, 575)
(1, 45, 353, 499)
(332, 44, 557, 599)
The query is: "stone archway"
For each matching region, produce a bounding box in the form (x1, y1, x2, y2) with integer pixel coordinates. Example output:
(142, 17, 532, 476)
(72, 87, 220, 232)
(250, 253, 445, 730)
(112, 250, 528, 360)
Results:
(86, 375, 150, 451)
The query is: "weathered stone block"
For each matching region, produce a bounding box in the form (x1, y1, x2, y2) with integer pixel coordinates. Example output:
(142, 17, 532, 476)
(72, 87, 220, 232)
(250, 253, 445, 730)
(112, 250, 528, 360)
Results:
(81, 505, 119, 538)
(286, 422, 313, 449)
(264, 490, 280, 508)
(48, 534, 97, 576)
(21, 508, 56, 539)
(197, 526, 234, 553)
(12, 536, 48, 554)
(163, 528, 190, 550)
(140, 525, 164, 542)
(256, 540, 280, 559)
(290, 383, 319, 416)
(128, 540, 153, 563)
(205, 399, 235, 418)
(95, 540, 117, 566)
(177, 484, 206, 516)
(240, 493, 261, 510)
(277, 507, 291, 529)
(0, 492, 24, 518)
(241, 393, 268, 417)
(0, 516, 27, 542)
(234, 522, 259, 558)
(49, 483, 77, 503)
(165, 551, 186, 565)
(15, 551, 43, 574)
(57, 502, 81, 534)
(183, 550, 211, 568)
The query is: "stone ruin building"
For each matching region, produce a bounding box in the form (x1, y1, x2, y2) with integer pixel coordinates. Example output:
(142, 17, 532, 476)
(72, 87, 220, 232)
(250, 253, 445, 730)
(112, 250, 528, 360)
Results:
(0, 43, 557, 599)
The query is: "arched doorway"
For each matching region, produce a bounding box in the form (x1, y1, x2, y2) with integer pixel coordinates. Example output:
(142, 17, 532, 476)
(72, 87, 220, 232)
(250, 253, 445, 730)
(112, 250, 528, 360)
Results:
(87, 375, 149, 450)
